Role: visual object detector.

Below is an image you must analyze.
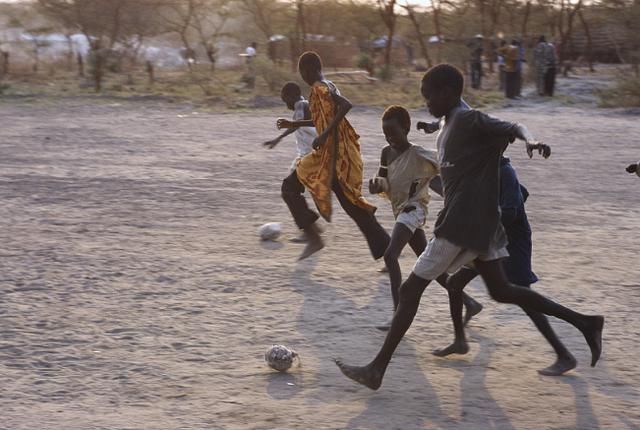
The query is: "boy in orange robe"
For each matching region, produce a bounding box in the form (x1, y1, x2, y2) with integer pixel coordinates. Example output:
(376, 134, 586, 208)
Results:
(277, 51, 389, 260)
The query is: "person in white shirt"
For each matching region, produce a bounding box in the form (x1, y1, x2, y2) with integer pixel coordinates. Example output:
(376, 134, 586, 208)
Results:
(264, 82, 318, 242)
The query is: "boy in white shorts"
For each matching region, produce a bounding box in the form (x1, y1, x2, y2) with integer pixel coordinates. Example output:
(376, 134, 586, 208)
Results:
(264, 82, 317, 242)
(370, 105, 481, 330)
(336, 64, 604, 390)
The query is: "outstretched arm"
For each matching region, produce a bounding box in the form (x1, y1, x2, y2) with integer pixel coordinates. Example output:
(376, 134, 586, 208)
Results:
(276, 118, 314, 129)
(312, 92, 352, 150)
(475, 112, 550, 159)
(263, 128, 296, 149)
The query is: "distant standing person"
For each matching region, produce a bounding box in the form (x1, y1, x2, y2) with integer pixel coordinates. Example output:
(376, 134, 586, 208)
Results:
(498, 40, 519, 99)
(241, 42, 257, 89)
(515, 40, 526, 97)
(467, 35, 484, 90)
(534, 36, 557, 97)
(497, 40, 507, 91)
(543, 39, 558, 96)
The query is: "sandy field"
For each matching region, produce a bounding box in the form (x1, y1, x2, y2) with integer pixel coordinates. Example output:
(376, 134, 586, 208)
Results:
(1, 81, 639, 429)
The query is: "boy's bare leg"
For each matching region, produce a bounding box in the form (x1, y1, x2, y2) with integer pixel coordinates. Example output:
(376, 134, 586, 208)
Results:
(281, 170, 324, 260)
(433, 267, 478, 356)
(474, 259, 604, 367)
(408, 232, 482, 327)
(336, 273, 432, 390)
(517, 285, 577, 376)
(376, 223, 415, 331)
(332, 180, 390, 260)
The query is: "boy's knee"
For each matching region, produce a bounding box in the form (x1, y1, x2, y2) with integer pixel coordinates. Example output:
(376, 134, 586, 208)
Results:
(383, 249, 400, 265)
(487, 283, 511, 303)
(398, 273, 428, 303)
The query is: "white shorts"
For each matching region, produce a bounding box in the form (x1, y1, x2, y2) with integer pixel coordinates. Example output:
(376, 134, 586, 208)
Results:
(396, 206, 426, 233)
(412, 236, 509, 280)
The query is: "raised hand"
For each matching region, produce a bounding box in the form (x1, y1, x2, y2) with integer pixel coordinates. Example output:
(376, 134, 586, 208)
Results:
(526, 142, 551, 159)
(417, 121, 439, 134)
(276, 118, 293, 130)
(368, 178, 381, 194)
(263, 139, 279, 149)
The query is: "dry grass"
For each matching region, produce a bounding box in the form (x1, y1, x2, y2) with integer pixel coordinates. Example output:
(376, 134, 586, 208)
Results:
(0, 60, 508, 111)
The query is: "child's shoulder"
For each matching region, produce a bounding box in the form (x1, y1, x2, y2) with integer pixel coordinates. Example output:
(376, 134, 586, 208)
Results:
(410, 144, 439, 166)
(313, 79, 339, 95)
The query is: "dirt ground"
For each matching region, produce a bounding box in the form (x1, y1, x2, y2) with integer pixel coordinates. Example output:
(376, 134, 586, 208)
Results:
(1, 78, 639, 429)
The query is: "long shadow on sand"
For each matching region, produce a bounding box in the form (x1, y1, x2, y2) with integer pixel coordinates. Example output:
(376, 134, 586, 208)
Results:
(289, 259, 459, 429)
(433, 329, 516, 430)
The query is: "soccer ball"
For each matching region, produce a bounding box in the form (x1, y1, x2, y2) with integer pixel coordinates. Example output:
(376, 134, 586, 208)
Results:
(265, 344, 298, 372)
(258, 222, 282, 241)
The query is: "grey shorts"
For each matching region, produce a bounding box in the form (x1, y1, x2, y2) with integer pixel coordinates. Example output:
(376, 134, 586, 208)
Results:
(412, 236, 509, 280)
(396, 206, 426, 233)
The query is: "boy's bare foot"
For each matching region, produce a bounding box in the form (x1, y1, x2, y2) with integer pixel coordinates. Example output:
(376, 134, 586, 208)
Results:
(537, 354, 577, 376)
(432, 339, 469, 357)
(375, 318, 393, 331)
(377, 265, 389, 273)
(298, 237, 324, 260)
(335, 360, 383, 390)
(582, 315, 604, 367)
(298, 224, 324, 260)
(463, 300, 483, 326)
(289, 233, 308, 243)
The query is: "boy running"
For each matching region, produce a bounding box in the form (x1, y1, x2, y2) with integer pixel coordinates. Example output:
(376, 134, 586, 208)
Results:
(435, 155, 578, 376)
(335, 64, 604, 390)
(264, 82, 317, 242)
(277, 51, 390, 261)
(370, 105, 481, 330)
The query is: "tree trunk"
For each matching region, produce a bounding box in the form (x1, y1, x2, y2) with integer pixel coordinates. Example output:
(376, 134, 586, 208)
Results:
(380, 0, 397, 72)
(1, 51, 8, 76)
(521, 1, 532, 40)
(432, 2, 442, 63)
(146, 61, 154, 84)
(66, 34, 74, 71)
(296, 0, 306, 52)
(77, 53, 84, 77)
(577, 9, 593, 72)
(404, 4, 432, 68)
(94, 49, 103, 92)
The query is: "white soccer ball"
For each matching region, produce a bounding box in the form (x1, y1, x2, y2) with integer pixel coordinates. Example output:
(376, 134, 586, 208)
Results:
(265, 344, 298, 372)
(258, 222, 282, 241)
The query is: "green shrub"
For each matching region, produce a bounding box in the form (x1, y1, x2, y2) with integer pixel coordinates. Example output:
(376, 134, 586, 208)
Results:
(376, 65, 394, 81)
(598, 73, 640, 107)
(254, 58, 295, 92)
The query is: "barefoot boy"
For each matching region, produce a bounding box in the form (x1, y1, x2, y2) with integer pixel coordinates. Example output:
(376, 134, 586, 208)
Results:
(336, 64, 604, 390)
(264, 82, 317, 242)
(277, 51, 390, 260)
(435, 155, 578, 376)
(370, 105, 480, 331)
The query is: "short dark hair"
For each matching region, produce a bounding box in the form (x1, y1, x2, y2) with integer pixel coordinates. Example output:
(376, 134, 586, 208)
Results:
(298, 51, 322, 74)
(538, 35, 546, 43)
(421, 64, 464, 98)
(382, 105, 411, 133)
(281, 82, 301, 99)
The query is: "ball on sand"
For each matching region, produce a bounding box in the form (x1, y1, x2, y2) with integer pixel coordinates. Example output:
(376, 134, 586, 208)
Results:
(265, 344, 298, 372)
(258, 222, 282, 241)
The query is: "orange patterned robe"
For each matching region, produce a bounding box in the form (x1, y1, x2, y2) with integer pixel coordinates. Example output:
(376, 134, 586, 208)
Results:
(295, 80, 376, 221)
